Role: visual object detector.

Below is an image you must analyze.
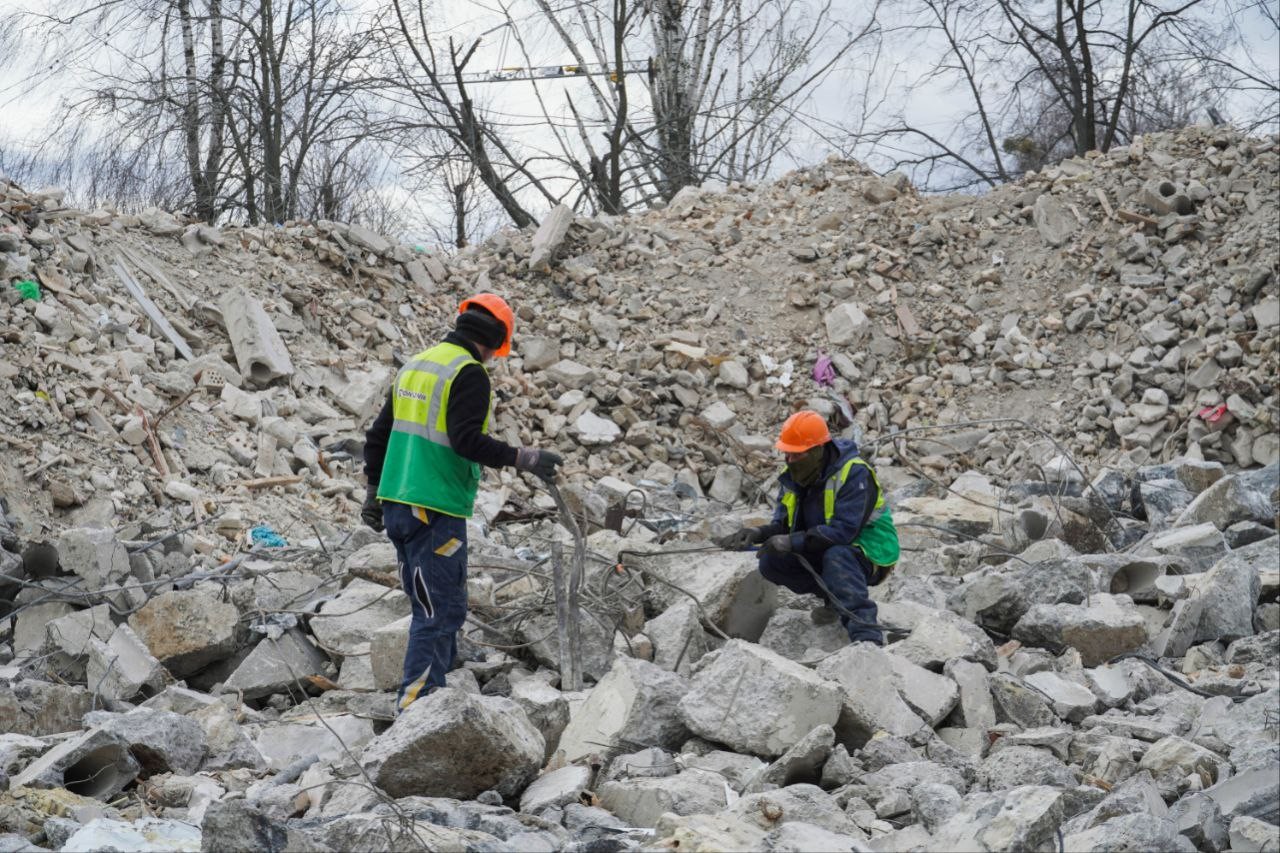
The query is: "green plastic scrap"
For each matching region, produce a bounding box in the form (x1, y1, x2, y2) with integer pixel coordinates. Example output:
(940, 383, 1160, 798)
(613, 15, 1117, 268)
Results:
(12, 279, 40, 300)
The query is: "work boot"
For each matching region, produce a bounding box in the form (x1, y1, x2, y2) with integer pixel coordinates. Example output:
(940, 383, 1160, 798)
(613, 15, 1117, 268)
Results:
(811, 604, 838, 625)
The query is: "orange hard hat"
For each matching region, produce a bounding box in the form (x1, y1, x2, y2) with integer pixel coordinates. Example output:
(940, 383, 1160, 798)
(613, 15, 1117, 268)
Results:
(458, 293, 514, 357)
(776, 410, 831, 453)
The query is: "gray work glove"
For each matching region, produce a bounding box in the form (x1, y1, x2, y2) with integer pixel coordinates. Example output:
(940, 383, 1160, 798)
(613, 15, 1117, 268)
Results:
(361, 489, 384, 532)
(516, 447, 564, 481)
(716, 527, 763, 550)
(760, 534, 792, 556)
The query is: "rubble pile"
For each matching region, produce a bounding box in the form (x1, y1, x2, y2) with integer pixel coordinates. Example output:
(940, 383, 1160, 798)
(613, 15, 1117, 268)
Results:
(0, 124, 1277, 852)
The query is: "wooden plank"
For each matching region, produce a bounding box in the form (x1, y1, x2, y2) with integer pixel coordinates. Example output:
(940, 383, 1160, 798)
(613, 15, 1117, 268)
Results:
(896, 302, 924, 338)
(231, 474, 304, 489)
(120, 245, 194, 311)
(1117, 209, 1157, 227)
(1094, 188, 1114, 219)
(112, 259, 196, 360)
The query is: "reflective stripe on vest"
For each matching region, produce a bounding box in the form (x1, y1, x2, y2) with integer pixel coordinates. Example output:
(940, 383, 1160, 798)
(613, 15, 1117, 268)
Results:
(389, 351, 475, 448)
(781, 457, 884, 529)
(377, 342, 491, 518)
(780, 455, 898, 567)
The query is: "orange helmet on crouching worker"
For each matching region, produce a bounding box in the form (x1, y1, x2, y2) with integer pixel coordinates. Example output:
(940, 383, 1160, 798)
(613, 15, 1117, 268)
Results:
(775, 410, 831, 453)
(458, 293, 514, 357)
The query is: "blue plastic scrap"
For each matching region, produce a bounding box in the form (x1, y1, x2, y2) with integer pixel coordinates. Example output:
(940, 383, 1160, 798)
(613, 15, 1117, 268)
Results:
(250, 525, 288, 548)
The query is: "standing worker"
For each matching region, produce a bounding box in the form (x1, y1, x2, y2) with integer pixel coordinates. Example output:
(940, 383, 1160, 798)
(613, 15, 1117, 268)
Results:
(362, 294, 563, 711)
(718, 410, 898, 646)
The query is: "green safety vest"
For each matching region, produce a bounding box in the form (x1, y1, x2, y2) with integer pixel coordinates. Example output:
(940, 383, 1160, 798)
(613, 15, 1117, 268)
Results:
(780, 457, 900, 568)
(377, 342, 491, 518)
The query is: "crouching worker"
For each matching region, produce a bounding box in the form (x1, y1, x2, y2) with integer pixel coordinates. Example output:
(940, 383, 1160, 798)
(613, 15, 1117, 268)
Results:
(718, 410, 899, 645)
(362, 294, 563, 712)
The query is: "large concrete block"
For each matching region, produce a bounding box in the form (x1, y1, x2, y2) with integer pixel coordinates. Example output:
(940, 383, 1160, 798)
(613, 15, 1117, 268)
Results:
(1192, 539, 1267, 643)
(528, 204, 573, 269)
(645, 600, 712, 676)
(10, 726, 140, 799)
(510, 678, 570, 761)
(678, 640, 842, 758)
(889, 607, 997, 671)
(370, 614, 411, 691)
(640, 551, 776, 641)
(55, 527, 129, 590)
(224, 629, 328, 699)
(82, 707, 207, 776)
(87, 623, 166, 701)
(556, 657, 690, 762)
(218, 287, 294, 385)
(360, 689, 544, 799)
(1012, 593, 1148, 667)
(310, 578, 410, 659)
(598, 768, 728, 829)
(129, 589, 240, 678)
(816, 644, 928, 748)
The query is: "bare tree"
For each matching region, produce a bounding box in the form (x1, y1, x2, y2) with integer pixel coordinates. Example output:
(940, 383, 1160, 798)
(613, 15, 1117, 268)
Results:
(0, 0, 387, 226)
(848, 0, 1238, 190)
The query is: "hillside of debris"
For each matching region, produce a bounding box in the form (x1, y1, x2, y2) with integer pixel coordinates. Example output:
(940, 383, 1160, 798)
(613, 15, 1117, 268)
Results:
(0, 124, 1277, 853)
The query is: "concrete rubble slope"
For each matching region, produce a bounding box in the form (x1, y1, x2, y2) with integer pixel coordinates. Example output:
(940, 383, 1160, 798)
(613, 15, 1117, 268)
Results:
(0, 125, 1276, 850)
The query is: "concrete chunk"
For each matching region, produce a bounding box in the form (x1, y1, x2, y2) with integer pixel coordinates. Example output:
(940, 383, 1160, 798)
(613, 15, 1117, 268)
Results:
(83, 707, 207, 776)
(129, 589, 240, 678)
(545, 359, 598, 389)
(1193, 539, 1267, 643)
(56, 527, 129, 591)
(218, 288, 294, 385)
(645, 600, 711, 676)
(360, 688, 544, 799)
(557, 657, 689, 763)
(310, 578, 410, 659)
(679, 639, 842, 758)
(10, 726, 139, 799)
(598, 768, 728, 829)
(528, 204, 574, 269)
(1012, 593, 1148, 667)
(1033, 194, 1076, 246)
(87, 623, 166, 702)
(825, 302, 872, 346)
(224, 629, 328, 700)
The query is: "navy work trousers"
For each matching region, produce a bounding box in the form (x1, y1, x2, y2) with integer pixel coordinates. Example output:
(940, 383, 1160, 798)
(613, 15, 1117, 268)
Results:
(382, 501, 469, 712)
(758, 545, 882, 644)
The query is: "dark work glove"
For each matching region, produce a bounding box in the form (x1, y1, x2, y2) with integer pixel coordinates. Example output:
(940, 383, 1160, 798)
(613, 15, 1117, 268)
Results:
(361, 490, 384, 532)
(761, 534, 792, 556)
(716, 527, 763, 550)
(516, 447, 564, 481)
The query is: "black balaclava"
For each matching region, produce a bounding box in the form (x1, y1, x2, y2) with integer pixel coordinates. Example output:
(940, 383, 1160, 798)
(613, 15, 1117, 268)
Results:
(455, 307, 507, 351)
(788, 443, 828, 487)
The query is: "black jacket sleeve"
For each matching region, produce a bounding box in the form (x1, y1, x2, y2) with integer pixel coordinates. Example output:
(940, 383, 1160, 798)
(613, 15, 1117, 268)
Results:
(447, 363, 519, 468)
(363, 389, 394, 490)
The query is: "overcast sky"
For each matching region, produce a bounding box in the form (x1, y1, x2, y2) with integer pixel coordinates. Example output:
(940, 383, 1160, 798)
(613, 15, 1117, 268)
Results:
(1, 0, 1275, 234)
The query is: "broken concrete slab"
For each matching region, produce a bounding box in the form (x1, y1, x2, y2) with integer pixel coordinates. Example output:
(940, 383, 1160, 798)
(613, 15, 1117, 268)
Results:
(223, 629, 328, 700)
(598, 768, 729, 829)
(556, 656, 689, 763)
(86, 623, 166, 702)
(10, 726, 140, 799)
(1193, 539, 1268, 643)
(679, 640, 842, 758)
(1012, 593, 1148, 666)
(128, 589, 240, 678)
(309, 578, 410, 659)
(528, 204, 574, 269)
(218, 288, 294, 386)
(55, 527, 129, 590)
(360, 688, 543, 799)
(82, 707, 207, 777)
